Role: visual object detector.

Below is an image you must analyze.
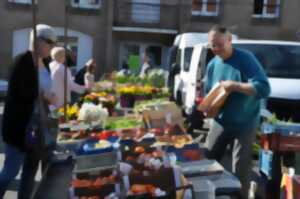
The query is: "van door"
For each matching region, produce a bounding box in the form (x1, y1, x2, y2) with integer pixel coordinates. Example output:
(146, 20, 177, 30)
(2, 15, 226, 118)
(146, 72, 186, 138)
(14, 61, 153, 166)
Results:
(184, 45, 210, 113)
(179, 47, 194, 107)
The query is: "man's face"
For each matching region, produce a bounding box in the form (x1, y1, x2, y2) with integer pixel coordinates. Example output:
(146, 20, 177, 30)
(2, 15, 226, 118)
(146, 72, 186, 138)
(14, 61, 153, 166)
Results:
(208, 31, 231, 57)
(39, 38, 55, 58)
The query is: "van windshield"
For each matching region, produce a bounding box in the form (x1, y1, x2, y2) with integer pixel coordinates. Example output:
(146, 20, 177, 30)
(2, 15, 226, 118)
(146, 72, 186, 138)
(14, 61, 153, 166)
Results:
(234, 44, 300, 78)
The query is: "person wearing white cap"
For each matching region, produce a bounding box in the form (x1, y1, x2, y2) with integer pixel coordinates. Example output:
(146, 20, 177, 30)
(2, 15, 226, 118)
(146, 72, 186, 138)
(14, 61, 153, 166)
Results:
(0, 24, 57, 199)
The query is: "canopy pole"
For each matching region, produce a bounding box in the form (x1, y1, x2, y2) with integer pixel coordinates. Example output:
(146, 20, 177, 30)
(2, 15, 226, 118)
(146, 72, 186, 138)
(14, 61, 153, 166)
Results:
(63, 0, 70, 121)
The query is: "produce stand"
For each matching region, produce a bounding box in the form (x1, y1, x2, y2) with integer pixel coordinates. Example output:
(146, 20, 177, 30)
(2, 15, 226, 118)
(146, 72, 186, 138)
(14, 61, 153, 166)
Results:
(30, 70, 242, 199)
(259, 122, 300, 199)
(32, 158, 240, 199)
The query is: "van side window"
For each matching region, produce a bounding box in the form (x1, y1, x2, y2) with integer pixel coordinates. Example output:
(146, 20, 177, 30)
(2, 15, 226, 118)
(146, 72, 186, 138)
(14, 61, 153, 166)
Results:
(183, 47, 193, 72)
(234, 44, 300, 78)
(197, 48, 215, 96)
(176, 49, 181, 67)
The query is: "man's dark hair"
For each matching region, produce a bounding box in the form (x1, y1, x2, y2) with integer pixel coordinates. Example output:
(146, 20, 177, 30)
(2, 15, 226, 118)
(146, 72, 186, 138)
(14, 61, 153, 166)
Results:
(209, 25, 230, 34)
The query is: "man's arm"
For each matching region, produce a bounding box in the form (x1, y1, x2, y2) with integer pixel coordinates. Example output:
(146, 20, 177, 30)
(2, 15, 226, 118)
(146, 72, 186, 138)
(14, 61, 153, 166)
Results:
(220, 80, 256, 96)
(222, 52, 270, 98)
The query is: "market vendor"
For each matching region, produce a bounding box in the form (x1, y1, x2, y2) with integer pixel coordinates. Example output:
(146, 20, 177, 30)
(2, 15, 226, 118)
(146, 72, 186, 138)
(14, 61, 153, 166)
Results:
(202, 25, 270, 198)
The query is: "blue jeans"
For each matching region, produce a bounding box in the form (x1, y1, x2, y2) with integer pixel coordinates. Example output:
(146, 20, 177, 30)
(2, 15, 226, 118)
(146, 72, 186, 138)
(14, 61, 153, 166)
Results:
(0, 144, 24, 199)
(0, 144, 40, 199)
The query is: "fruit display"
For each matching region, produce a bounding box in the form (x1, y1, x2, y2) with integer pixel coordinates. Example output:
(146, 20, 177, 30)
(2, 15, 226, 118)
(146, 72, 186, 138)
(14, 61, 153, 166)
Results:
(92, 80, 115, 93)
(154, 135, 193, 148)
(104, 117, 144, 130)
(118, 128, 146, 141)
(71, 179, 117, 198)
(71, 175, 116, 189)
(133, 98, 171, 113)
(82, 92, 117, 113)
(128, 184, 166, 197)
(57, 130, 87, 142)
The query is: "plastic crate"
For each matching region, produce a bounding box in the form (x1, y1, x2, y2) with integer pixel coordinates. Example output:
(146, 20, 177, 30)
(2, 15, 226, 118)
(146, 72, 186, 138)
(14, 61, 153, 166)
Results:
(261, 122, 300, 136)
(74, 151, 118, 173)
(259, 149, 273, 178)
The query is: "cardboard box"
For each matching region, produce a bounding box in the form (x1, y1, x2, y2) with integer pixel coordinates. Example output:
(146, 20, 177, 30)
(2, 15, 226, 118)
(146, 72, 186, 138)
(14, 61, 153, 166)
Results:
(198, 83, 228, 118)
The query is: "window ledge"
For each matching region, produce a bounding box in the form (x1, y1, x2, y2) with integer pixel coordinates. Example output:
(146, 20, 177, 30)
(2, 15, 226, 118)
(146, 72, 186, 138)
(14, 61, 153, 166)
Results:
(191, 11, 218, 17)
(252, 14, 279, 19)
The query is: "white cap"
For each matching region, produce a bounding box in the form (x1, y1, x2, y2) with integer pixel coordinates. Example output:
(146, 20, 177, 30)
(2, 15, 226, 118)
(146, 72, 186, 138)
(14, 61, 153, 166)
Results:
(34, 24, 56, 42)
(29, 24, 56, 50)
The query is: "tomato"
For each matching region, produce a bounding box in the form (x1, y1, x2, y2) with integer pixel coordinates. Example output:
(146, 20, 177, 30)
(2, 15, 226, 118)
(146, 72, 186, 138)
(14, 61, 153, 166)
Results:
(134, 146, 145, 154)
(90, 133, 98, 139)
(182, 149, 202, 161)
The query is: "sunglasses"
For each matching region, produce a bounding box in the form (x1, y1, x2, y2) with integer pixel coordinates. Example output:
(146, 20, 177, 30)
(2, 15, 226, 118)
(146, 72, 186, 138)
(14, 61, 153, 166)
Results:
(40, 37, 56, 45)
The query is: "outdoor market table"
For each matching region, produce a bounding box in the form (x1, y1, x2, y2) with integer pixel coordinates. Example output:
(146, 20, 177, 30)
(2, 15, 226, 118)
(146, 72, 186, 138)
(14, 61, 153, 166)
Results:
(32, 159, 241, 199)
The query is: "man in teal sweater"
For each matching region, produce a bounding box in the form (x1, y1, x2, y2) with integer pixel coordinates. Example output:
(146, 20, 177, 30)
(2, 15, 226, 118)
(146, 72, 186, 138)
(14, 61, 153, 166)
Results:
(203, 25, 270, 198)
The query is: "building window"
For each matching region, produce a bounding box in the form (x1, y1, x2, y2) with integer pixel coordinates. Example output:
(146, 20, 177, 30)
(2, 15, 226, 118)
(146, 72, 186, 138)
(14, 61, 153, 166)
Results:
(8, 0, 37, 4)
(253, 0, 280, 18)
(191, 0, 220, 16)
(71, 0, 101, 9)
(131, 0, 160, 23)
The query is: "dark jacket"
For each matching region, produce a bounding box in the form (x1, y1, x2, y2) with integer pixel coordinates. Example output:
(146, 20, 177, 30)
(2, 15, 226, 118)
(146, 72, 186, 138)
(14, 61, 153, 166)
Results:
(2, 51, 38, 151)
(74, 66, 87, 86)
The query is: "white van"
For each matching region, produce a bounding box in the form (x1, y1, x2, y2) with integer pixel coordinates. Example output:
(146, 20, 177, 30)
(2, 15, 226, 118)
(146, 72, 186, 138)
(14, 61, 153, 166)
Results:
(168, 33, 215, 104)
(183, 40, 300, 121)
(168, 32, 237, 112)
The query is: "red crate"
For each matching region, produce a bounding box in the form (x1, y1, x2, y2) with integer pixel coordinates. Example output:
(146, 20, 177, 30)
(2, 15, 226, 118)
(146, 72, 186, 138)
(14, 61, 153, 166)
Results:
(261, 133, 300, 152)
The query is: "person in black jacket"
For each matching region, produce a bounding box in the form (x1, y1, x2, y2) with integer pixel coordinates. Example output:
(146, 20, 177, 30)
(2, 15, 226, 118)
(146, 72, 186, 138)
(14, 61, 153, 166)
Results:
(74, 59, 96, 86)
(0, 24, 56, 199)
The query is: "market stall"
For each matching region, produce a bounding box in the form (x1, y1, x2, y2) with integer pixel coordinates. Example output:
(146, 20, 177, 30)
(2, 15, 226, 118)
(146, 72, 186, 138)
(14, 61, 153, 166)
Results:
(29, 70, 241, 199)
(260, 117, 300, 199)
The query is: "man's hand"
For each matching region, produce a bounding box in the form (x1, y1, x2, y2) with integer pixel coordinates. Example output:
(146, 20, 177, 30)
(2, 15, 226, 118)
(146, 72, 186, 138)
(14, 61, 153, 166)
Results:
(221, 80, 256, 96)
(220, 80, 239, 93)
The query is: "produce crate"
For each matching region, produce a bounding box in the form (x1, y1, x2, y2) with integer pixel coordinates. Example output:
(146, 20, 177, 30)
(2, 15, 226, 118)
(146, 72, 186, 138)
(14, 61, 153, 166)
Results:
(261, 122, 300, 136)
(142, 109, 184, 129)
(70, 168, 120, 198)
(124, 167, 179, 199)
(74, 151, 118, 173)
(104, 115, 144, 130)
(57, 137, 87, 153)
(166, 143, 205, 163)
(261, 133, 300, 152)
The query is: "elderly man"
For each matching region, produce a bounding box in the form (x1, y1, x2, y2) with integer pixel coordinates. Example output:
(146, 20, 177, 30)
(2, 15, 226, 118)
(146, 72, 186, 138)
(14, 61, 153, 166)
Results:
(0, 24, 56, 199)
(203, 25, 270, 198)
